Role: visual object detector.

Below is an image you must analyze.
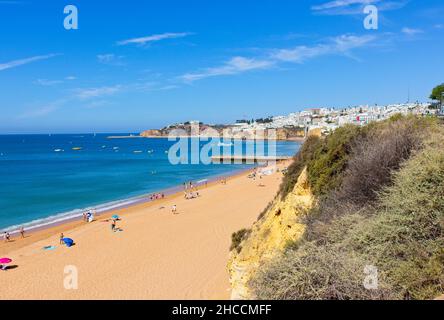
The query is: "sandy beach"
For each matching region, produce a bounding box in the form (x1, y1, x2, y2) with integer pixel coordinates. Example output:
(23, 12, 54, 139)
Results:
(0, 162, 288, 300)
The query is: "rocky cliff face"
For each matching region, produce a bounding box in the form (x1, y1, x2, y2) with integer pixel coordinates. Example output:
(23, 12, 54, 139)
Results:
(140, 129, 163, 137)
(139, 125, 305, 140)
(227, 167, 314, 299)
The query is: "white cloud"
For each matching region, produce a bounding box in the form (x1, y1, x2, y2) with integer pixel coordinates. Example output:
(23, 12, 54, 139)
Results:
(180, 57, 274, 82)
(0, 54, 60, 71)
(272, 34, 375, 63)
(17, 99, 68, 119)
(97, 54, 125, 66)
(311, 0, 407, 15)
(179, 34, 376, 83)
(35, 79, 63, 86)
(312, 0, 379, 11)
(75, 85, 123, 100)
(401, 27, 423, 35)
(117, 32, 193, 46)
(35, 75, 77, 86)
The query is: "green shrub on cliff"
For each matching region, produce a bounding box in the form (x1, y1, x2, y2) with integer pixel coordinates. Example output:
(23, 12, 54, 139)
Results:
(230, 228, 251, 253)
(306, 124, 363, 196)
(278, 135, 320, 199)
(278, 125, 363, 199)
(251, 116, 444, 300)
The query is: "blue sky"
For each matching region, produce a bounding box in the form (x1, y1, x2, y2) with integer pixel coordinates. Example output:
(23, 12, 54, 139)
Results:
(0, 0, 443, 133)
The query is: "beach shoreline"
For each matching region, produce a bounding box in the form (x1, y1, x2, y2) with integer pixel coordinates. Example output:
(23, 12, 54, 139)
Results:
(0, 160, 289, 299)
(0, 166, 255, 254)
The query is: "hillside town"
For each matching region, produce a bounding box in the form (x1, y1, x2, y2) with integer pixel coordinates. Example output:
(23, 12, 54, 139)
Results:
(232, 102, 436, 135)
(140, 102, 437, 140)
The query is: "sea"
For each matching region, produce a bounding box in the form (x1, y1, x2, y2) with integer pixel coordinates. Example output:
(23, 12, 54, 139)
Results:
(0, 134, 300, 232)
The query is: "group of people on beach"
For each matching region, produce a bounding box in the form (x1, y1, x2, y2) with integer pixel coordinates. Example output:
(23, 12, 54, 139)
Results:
(184, 191, 200, 200)
(183, 181, 194, 190)
(182, 180, 201, 200)
(149, 193, 165, 201)
(82, 210, 96, 223)
(2, 227, 25, 243)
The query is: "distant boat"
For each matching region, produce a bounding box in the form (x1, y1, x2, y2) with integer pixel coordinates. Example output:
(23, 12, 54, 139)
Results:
(113, 147, 119, 150)
(54, 149, 64, 152)
(72, 147, 82, 151)
(133, 150, 143, 154)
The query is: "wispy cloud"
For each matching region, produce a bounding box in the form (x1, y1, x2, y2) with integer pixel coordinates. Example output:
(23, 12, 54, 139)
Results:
(97, 54, 125, 66)
(312, 0, 380, 11)
(272, 34, 375, 62)
(17, 99, 68, 119)
(180, 34, 376, 83)
(180, 57, 274, 83)
(401, 27, 423, 35)
(35, 79, 63, 86)
(75, 85, 123, 100)
(0, 54, 60, 71)
(117, 32, 193, 46)
(22, 79, 177, 118)
(34, 75, 76, 86)
(311, 0, 407, 15)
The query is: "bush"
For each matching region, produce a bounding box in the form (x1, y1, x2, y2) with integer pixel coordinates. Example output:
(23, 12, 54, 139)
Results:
(278, 135, 320, 199)
(230, 229, 251, 253)
(250, 119, 444, 300)
(306, 124, 363, 196)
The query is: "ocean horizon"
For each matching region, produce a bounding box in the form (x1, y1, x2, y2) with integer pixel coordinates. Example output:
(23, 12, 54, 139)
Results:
(0, 134, 299, 232)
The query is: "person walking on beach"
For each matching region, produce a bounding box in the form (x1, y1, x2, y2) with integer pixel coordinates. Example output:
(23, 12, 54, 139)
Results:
(111, 219, 116, 232)
(3, 232, 10, 243)
(59, 233, 64, 245)
(19, 227, 25, 238)
(172, 205, 177, 214)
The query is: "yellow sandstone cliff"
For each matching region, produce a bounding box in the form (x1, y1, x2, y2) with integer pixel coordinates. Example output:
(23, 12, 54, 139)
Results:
(227, 167, 314, 299)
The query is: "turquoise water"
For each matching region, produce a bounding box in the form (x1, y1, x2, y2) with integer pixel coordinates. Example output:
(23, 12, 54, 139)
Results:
(0, 134, 300, 231)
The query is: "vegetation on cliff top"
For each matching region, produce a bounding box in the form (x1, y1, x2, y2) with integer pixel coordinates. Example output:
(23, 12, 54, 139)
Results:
(250, 115, 444, 300)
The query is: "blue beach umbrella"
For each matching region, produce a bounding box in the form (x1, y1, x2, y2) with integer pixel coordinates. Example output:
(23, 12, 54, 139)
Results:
(63, 238, 74, 247)
(112, 215, 120, 220)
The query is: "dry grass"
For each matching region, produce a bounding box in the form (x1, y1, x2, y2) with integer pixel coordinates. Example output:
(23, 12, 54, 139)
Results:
(250, 117, 444, 300)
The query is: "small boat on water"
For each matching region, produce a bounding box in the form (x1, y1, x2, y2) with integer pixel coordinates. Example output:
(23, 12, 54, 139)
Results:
(54, 149, 64, 152)
(72, 147, 82, 151)
(133, 150, 143, 154)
